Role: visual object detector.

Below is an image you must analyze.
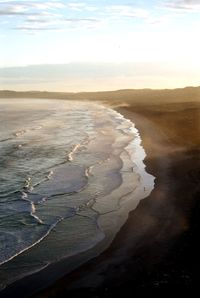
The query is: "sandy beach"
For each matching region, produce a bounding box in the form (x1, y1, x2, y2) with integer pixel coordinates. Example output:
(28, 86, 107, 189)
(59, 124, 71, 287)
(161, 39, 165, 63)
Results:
(1, 0, 200, 295)
(1, 88, 200, 297)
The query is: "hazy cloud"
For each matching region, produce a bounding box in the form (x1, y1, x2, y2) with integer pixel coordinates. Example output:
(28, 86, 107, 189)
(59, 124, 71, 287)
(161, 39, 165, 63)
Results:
(13, 25, 58, 30)
(67, 2, 97, 12)
(0, 2, 28, 15)
(0, 9, 25, 15)
(105, 5, 149, 19)
(0, 0, 102, 31)
(0, 1, 167, 32)
(25, 15, 54, 23)
(0, 1, 65, 16)
(163, 0, 200, 11)
(14, 16, 100, 32)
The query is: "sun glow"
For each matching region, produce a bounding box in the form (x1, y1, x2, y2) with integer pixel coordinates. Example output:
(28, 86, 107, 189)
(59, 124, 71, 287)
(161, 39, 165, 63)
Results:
(0, 0, 199, 90)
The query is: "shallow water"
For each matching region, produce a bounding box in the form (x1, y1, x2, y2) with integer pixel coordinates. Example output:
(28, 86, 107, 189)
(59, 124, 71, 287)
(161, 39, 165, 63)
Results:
(0, 98, 154, 291)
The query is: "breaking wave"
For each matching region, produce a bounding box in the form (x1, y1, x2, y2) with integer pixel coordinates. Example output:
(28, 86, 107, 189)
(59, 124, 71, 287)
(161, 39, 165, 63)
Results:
(0, 99, 154, 291)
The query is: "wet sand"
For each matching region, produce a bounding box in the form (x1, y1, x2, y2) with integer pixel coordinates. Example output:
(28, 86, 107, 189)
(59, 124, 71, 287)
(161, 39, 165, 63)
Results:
(1, 89, 200, 297)
(30, 98, 200, 297)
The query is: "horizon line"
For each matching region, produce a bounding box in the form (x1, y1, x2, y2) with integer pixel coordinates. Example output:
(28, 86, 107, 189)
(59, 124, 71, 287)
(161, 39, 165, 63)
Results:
(0, 85, 200, 94)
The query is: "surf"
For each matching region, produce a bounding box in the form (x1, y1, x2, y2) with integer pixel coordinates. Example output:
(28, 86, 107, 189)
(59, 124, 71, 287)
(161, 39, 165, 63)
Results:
(0, 98, 155, 291)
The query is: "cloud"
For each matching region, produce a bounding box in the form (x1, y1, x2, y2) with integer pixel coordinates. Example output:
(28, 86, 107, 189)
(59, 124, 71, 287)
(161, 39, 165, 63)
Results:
(0, 1, 65, 16)
(105, 5, 149, 19)
(0, 1, 101, 32)
(163, 0, 200, 11)
(0, 1, 158, 32)
(0, 9, 25, 15)
(25, 15, 54, 23)
(13, 16, 101, 32)
(63, 18, 100, 24)
(67, 2, 97, 12)
(13, 25, 59, 31)
(0, 3, 28, 15)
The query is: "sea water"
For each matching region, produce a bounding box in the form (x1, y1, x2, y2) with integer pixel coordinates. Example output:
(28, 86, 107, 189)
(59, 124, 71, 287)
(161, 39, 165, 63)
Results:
(0, 98, 154, 291)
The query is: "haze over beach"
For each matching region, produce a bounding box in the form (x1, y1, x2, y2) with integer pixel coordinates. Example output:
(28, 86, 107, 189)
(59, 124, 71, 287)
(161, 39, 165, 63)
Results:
(0, 1, 200, 298)
(0, 0, 200, 91)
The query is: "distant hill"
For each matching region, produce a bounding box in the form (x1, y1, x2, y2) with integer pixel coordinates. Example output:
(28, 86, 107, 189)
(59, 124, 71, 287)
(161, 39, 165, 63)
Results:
(0, 86, 200, 106)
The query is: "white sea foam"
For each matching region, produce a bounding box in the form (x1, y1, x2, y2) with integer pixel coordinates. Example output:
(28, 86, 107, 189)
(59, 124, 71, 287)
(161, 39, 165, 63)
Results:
(67, 143, 81, 161)
(0, 99, 155, 291)
(91, 108, 155, 243)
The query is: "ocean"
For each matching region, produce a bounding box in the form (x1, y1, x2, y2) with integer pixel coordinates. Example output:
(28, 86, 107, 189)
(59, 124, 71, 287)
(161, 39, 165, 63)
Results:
(0, 98, 154, 292)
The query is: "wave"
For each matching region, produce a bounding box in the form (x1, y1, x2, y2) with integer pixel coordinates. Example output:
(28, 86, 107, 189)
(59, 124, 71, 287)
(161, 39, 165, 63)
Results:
(0, 214, 68, 266)
(0, 125, 44, 144)
(0, 99, 155, 291)
(90, 118, 154, 245)
(67, 143, 81, 162)
(0, 137, 13, 143)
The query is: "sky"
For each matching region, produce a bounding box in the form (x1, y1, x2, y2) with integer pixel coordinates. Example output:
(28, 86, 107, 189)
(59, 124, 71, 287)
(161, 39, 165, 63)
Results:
(0, 0, 200, 91)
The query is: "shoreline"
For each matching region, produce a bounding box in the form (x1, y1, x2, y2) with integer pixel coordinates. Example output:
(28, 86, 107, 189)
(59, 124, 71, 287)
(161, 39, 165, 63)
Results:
(35, 100, 199, 297)
(0, 102, 154, 297)
(1, 98, 200, 297)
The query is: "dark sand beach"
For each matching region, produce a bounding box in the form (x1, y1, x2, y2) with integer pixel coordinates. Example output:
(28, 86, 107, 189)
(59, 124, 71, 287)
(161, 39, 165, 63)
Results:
(0, 88, 200, 297)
